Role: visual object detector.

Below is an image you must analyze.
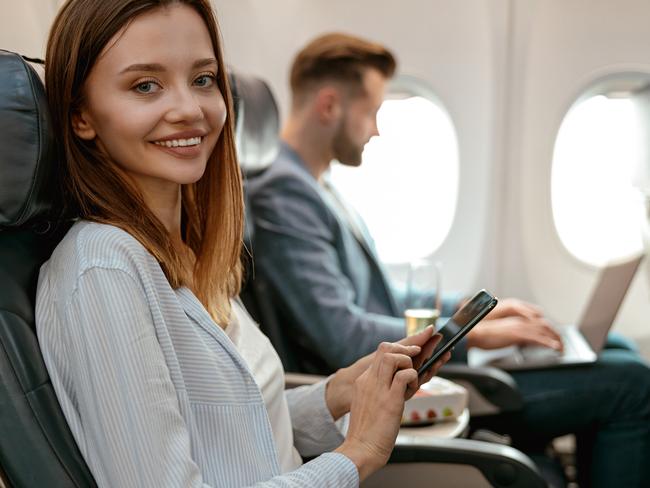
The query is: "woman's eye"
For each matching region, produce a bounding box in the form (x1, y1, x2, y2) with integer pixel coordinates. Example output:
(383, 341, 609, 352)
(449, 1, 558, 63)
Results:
(194, 74, 215, 88)
(134, 81, 160, 94)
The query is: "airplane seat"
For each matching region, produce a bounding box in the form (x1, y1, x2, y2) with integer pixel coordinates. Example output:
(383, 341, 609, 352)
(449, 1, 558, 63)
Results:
(228, 68, 555, 488)
(227, 70, 301, 372)
(0, 50, 97, 487)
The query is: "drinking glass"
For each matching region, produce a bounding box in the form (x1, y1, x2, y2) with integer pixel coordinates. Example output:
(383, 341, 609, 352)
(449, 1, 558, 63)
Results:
(404, 259, 442, 336)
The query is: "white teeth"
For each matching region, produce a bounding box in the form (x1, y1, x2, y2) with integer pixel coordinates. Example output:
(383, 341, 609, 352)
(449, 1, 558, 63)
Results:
(154, 136, 202, 148)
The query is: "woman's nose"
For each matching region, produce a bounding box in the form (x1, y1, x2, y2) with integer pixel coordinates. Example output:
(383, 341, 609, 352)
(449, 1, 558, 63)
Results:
(166, 87, 204, 123)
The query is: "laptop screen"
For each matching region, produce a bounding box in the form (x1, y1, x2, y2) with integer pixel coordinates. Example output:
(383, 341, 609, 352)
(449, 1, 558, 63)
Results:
(578, 253, 644, 351)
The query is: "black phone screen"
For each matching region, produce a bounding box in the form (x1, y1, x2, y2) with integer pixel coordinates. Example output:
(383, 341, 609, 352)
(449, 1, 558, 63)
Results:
(417, 289, 498, 375)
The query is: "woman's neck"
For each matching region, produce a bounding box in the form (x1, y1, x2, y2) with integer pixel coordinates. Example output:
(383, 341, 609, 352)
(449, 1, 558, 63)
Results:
(137, 180, 196, 285)
(138, 180, 183, 238)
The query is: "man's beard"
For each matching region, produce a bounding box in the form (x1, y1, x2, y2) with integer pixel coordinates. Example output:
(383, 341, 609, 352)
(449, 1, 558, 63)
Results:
(332, 118, 363, 167)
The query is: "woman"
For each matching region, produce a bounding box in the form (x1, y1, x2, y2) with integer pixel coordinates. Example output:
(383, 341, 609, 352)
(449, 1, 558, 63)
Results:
(36, 1, 450, 486)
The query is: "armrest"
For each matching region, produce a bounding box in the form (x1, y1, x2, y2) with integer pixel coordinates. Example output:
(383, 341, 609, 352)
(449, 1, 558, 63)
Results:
(438, 364, 523, 416)
(283, 366, 523, 417)
(362, 438, 547, 488)
(284, 372, 325, 389)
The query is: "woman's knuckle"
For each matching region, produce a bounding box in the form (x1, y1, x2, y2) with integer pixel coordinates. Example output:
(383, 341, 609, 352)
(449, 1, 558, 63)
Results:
(378, 341, 391, 352)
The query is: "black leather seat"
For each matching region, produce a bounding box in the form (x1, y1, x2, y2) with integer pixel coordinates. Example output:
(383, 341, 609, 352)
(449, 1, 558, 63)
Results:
(229, 71, 301, 373)
(0, 50, 97, 488)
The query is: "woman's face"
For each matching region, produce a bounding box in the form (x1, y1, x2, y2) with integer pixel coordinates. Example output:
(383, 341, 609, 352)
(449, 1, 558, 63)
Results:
(73, 4, 226, 196)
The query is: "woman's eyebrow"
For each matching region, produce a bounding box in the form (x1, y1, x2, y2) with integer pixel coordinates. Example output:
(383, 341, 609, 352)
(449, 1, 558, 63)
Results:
(119, 58, 218, 74)
(120, 63, 164, 74)
(193, 57, 218, 69)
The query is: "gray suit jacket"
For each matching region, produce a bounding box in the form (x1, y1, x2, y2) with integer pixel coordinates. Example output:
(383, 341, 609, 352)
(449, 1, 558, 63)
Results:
(247, 143, 466, 374)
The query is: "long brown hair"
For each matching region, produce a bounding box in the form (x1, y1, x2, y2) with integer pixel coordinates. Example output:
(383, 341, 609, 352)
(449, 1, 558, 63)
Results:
(46, 0, 243, 325)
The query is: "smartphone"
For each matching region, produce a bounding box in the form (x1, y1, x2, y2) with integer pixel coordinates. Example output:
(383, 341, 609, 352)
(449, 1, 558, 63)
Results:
(417, 289, 498, 375)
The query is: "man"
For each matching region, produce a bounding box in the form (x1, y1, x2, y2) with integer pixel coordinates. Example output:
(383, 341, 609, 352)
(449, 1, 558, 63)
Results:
(248, 33, 650, 486)
(248, 33, 561, 373)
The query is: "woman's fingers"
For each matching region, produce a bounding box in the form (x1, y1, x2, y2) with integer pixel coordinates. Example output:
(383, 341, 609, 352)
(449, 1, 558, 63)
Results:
(412, 333, 442, 370)
(391, 368, 419, 396)
(368, 338, 451, 402)
(373, 341, 436, 396)
(376, 341, 422, 356)
(374, 345, 417, 384)
(398, 325, 435, 347)
(405, 350, 451, 399)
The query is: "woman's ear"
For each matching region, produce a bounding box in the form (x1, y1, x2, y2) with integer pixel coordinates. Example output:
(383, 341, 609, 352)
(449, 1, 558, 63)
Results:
(71, 109, 97, 140)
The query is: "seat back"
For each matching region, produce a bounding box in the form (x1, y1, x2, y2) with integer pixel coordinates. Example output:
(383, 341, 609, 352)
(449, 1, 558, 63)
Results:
(229, 71, 300, 371)
(0, 50, 96, 488)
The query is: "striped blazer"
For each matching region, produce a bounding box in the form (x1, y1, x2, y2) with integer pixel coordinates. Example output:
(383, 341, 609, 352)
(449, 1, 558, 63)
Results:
(36, 221, 358, 487)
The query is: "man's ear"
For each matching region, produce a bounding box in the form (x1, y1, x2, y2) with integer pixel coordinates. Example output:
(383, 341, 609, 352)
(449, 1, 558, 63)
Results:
(314, 87, 342, 125)
(71, 108, 97, 140)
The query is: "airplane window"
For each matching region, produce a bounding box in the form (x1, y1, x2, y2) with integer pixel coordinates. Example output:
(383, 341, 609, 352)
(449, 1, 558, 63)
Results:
(330, 89, 459, 264)
(552, 92, 645, 266)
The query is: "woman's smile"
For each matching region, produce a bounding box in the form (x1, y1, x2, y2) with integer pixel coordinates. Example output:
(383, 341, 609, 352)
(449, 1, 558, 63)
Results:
(151, 130, 206, 158)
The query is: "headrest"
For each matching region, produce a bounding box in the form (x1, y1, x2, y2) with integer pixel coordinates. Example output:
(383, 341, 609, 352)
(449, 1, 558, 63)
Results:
(0, 50, 57, 228)
(229, 70, 280, 175)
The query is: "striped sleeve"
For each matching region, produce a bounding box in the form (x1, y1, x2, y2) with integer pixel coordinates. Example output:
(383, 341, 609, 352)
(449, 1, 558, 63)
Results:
(256, 453, 358, 487)
(285, 380, 346, 456)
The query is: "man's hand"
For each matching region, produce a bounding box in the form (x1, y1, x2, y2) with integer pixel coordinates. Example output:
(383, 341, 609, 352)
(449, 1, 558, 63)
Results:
(485, 297, 545, 321)
(466, 315, 563, 351)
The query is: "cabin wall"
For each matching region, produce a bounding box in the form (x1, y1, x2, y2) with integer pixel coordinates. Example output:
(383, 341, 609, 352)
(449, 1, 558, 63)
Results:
(0, 0, 60, 58)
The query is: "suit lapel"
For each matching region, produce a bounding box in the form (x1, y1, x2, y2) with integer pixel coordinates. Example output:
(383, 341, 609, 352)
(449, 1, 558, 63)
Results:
(281, 144, 402, 316)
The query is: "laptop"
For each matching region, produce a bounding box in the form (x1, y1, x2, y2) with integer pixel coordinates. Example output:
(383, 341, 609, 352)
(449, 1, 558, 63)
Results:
(468, 253, 644, 371)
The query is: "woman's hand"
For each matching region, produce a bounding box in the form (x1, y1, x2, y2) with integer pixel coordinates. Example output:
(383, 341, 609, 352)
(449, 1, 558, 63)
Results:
(332, 331, 451, 481)
(326, 326, 447, 419)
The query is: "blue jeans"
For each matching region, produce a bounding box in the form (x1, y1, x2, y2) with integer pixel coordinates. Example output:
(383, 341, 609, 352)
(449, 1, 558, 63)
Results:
(475, 333, 650, 487)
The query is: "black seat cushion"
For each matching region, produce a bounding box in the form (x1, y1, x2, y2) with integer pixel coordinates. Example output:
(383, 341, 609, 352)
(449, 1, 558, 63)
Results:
(0, 50, 96, 487)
